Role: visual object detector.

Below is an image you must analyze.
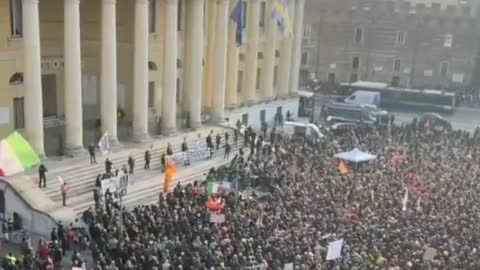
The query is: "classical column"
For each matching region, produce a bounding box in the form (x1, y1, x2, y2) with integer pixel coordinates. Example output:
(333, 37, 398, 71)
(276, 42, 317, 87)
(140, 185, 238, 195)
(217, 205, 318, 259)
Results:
(161, 0, 178, 133)
(225, 3, 239, 109)
(132, 0, 150, 141)
(289, 0, 305, 95)
(203, 1, 217, 109)
(277, 0, 295, 97)
(100, 0, 119, 144)
(184, 0, 204, 129)
(243, 0, 260, 104)
(211, 0, 229, 123)
(262, 0, 277, 100)
(64, 0, 84, 155)
(22, 0, 45, 156)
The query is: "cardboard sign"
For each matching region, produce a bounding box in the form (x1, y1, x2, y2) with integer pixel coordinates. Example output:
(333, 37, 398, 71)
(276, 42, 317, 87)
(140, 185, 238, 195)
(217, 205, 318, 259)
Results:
(210, 213, 226, 223)
(423, 247, 437, 261)
(326, 239, 344, 261)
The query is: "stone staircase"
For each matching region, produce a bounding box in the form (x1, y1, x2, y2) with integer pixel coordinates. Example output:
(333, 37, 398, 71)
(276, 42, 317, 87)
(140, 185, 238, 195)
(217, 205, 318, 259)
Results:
(37, 126, 243, 217)
(69, 153, 237, 216)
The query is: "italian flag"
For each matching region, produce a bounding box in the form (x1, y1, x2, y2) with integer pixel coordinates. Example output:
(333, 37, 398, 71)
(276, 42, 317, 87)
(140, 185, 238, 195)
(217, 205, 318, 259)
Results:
(0, 131, 41, 176)
(207, 182, 222, 195)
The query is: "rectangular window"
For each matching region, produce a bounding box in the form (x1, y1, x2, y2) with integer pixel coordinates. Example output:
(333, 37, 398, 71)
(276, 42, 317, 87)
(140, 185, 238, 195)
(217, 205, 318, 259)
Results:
(149, 0, 156, 33)
(393, 59, 401, 72)
(176, 78, 181, 104)
(396, 31, 406, 46)
(462, 6, 471, 17)
(177, 0, 183, 32)
(259, 1, 266, 29)
(273, 66, 278, 87)
(352, 56, 360, 69)
(301, 52, 308, 65)
(256, 68, 262, 90)
(303, 24, 311, 39)
(242, 2, 247, 30)
(10, 0, 22, 37)
(354, 28, 363, 44)
(443, 33, 453, 48)
(237, 70, 243, 93)
(391, 76, 400, 87)
(148, 81, 155, 108)
(13, 97, 24, 129)
(440, 62, 449, 77)
(432, 3, 441, 15)
(350, 73, 358, 83)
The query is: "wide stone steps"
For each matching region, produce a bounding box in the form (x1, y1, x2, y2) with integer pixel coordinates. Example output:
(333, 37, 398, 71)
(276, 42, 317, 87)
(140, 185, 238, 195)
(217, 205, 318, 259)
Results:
(70, 148, 238, 216)
(41, 127, 238, 204)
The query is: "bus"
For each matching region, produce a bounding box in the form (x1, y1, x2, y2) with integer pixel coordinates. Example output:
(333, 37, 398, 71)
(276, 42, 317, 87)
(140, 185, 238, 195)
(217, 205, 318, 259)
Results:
(339, 81, 456, 113)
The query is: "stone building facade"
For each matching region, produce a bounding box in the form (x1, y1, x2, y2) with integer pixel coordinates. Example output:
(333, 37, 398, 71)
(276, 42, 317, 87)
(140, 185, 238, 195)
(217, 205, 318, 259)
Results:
(0, 0, 305, 156)
(301, 0, 480, 91)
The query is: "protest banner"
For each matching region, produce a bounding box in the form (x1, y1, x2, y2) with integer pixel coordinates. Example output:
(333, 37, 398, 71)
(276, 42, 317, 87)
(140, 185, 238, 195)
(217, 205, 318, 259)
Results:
(210, 213, 226, 223)
(166, 146, 210, 165)
(283, 263, 294, 270)
(101, 174, 128, 196)
(326, 239, 344, 260)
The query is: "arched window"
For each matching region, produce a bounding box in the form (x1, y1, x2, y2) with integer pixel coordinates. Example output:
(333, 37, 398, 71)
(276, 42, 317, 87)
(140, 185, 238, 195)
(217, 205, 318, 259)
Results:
(9, 72, 23, 85)
(148, 61, 157, 71)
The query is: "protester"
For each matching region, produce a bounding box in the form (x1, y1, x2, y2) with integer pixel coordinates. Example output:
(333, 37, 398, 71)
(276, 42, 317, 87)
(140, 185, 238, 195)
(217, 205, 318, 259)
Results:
(104, 158, 112, 175)
(182, 137, 190, 166)
(145, 149, 151, 170)
(88, 144, 97, 164)
(128, 155, 135, 174)
(61, 182, 69, 206)
(38, 164, 47, 188)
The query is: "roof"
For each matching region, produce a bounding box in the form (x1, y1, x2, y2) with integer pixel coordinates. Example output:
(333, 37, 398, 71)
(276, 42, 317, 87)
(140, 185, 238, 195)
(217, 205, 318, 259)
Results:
(348, 81, 389, 90)
(298, 90, 314, 98)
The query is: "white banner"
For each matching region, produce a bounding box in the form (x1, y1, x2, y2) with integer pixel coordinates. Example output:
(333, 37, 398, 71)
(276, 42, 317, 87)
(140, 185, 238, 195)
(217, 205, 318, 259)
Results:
(166, 146, 210, 164)
(326, 239, 344, 261)
(98, 132, 110, 155)
(210, 213, 226, 223)
(101, 174, 128, 196)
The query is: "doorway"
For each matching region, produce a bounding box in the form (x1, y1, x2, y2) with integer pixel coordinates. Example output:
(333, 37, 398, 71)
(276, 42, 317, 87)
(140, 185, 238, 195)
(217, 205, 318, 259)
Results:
(41, 74, 57, 117)
(328, 73, 336, 84)
(260, 109, 266, 124)
(241, 113, 248, 126)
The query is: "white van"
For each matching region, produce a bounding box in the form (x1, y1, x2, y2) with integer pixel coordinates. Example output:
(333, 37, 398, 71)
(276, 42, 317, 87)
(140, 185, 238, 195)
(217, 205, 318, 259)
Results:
(283, 121, 324, 138)
(344, 91, 381, 107)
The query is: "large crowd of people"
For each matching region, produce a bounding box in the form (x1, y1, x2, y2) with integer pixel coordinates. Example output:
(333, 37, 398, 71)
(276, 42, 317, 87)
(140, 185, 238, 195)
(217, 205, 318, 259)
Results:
(4, 117, 480, 269)
(78, 119, 480, 270)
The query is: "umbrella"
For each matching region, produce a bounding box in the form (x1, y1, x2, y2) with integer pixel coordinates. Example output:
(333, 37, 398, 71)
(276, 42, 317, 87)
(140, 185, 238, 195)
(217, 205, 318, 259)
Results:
(334, 148, 376, 163)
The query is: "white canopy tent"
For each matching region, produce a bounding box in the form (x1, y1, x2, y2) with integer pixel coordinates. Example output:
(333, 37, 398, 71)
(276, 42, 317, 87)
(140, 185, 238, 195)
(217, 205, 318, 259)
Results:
(334, 148, 376, 163)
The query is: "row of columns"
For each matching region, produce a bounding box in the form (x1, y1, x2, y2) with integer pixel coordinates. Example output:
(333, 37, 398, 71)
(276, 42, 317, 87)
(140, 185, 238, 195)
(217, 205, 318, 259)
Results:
(22, 0, 305, 157)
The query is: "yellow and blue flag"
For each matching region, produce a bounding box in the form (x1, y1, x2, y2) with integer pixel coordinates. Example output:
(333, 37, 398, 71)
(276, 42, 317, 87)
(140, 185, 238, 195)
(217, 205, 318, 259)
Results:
(272, 0, 292, 36)
(230, 0, 245, 46)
